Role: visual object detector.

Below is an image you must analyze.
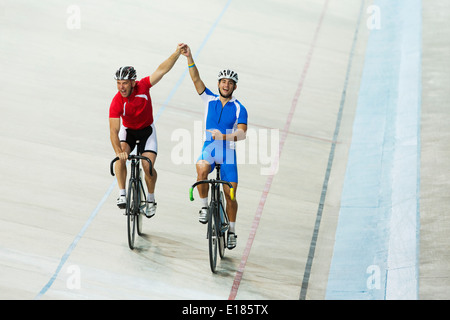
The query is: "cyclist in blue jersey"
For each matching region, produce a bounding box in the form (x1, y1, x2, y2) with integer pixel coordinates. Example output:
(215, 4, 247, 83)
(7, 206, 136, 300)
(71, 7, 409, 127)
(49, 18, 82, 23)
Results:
(181, 45, 248, 249)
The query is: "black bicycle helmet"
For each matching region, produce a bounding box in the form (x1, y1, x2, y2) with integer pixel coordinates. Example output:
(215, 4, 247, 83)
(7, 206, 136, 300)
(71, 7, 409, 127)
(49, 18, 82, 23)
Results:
(114, 66, 137, 80)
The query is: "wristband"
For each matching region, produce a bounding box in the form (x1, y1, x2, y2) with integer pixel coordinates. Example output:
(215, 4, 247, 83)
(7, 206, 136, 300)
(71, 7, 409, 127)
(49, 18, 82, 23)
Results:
(188, 63, 196, 68)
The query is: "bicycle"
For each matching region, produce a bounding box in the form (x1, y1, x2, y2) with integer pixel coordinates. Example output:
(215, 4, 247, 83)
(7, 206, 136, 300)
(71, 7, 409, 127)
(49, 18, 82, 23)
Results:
(189, 164, 235, 273)
(110, 141, 153, 250)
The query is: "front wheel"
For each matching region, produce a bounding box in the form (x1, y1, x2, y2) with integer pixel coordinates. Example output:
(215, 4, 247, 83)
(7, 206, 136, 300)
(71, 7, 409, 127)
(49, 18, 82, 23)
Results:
(208, 203, 219, 273)
(126, 180, 137, 250)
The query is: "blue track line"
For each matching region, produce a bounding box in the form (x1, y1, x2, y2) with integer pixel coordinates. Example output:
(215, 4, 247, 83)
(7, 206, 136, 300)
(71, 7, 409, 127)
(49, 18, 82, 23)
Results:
(34, 181, 116, 300)
(325, 0, 422, 300)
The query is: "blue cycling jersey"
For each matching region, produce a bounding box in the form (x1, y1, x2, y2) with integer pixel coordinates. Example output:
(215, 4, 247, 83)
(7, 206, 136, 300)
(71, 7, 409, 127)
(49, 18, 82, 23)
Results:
(201, 87, 248, 150)
(197, 87, 248, 183)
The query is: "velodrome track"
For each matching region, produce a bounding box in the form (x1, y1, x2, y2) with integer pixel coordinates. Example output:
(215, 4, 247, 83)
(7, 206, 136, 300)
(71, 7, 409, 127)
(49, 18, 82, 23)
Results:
(0, 0, 448, 300)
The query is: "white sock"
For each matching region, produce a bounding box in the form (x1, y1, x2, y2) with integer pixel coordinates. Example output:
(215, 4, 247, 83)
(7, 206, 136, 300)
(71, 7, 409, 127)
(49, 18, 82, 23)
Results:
(200, 197, 208, 208)
(229, 222, 236, 233)
(119, 189, 126, 196)
(147, 193, 155, 203)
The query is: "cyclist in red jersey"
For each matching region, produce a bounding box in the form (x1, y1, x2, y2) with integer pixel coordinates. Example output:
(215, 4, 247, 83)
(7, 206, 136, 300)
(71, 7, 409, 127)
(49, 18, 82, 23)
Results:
(109, 43, 187, 218)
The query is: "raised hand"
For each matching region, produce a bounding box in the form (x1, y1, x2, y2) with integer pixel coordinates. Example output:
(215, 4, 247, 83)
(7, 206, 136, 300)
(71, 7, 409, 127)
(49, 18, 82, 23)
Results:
(181, 44, 191, 58)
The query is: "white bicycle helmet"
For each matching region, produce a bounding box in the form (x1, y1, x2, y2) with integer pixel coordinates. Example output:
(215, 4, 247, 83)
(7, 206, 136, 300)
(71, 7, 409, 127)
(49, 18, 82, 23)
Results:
(218, 69, 238, 83)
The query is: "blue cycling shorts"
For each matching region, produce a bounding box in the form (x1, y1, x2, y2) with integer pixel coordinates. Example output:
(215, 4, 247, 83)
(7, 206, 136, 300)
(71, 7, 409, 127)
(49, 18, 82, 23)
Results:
(197, 140, 238, 183)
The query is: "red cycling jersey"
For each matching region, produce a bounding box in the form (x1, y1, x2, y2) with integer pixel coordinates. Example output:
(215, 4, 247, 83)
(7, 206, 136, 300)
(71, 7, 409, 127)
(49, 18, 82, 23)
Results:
(109, 76, 154, 130)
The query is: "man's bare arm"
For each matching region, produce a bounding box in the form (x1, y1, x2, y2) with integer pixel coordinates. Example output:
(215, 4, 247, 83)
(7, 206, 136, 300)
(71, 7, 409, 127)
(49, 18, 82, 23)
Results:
(109, 117, 127, 160)
(181, 45, 206, 95)
(150, 43, 186, 86)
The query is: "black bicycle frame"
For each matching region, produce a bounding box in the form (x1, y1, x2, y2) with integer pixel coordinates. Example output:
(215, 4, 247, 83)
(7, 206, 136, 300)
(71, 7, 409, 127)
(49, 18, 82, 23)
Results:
(110, 145, 153, 249)
(189, 165, 234, 203)
(189, 164, 234, 237)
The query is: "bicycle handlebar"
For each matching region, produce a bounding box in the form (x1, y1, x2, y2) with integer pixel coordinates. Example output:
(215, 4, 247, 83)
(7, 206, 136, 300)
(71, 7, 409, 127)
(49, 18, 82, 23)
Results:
(110, 155, 153, 177)
(189, 180, 235, 202)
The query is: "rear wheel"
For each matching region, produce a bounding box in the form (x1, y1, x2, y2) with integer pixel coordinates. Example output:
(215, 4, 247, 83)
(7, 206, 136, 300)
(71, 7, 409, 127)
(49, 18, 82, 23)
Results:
(137, 177, 145, 236)
(218, 200, 226, 259)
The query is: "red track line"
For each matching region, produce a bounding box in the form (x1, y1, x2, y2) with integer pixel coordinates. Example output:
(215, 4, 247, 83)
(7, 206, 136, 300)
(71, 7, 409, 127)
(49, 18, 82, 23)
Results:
(228, 0, 330, 300)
